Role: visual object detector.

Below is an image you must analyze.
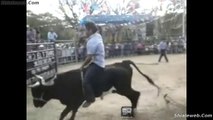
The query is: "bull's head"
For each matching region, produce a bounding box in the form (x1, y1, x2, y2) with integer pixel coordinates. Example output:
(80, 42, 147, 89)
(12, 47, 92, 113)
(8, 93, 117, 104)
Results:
(27, 75, 56, 108)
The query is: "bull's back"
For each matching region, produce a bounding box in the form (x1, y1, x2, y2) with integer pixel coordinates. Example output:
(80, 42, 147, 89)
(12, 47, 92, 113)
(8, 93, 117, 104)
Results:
(103, 66, 132, 90)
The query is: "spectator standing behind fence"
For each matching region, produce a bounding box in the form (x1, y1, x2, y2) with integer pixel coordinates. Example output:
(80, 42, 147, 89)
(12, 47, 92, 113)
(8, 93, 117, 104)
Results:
(36, 28, 41, 43)
(177, 39, 184, 53)
(27, 26, 30, 43)
(47, 28, 58, 42)
(78, 44, 85, 61)
(98, 26, 102, 36)
(27, 28, 36, 43)
(158, 40, 169, 62)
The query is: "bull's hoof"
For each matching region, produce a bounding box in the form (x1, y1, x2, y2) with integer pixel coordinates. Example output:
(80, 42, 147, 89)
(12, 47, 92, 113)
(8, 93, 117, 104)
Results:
(133, 108, 137, 117)
(112, 90, 117, 93)
(82, 101, 94, 108)
(100, 94, 104, 100)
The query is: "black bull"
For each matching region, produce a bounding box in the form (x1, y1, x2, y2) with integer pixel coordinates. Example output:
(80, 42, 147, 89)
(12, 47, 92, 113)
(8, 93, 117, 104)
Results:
(28, 60, 160, 120)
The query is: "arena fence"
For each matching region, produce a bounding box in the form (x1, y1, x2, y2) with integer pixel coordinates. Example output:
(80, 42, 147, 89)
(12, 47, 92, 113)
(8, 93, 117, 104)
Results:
(55, 40, 78, 65)
(26, 42, 58, 85)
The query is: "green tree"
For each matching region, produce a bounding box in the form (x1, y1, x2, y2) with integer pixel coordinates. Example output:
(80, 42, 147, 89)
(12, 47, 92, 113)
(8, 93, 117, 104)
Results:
(27, 10, 76, 40)
(154, 0, 186, 39)
(58, 0, 105, 28)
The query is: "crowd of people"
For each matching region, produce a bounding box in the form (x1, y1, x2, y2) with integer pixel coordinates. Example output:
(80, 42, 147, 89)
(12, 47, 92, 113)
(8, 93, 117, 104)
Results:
(27, 25, 186, 63)
(75, 38, 186, 61)
(27, 26, 42, 43)
(27, 25, 58, 43)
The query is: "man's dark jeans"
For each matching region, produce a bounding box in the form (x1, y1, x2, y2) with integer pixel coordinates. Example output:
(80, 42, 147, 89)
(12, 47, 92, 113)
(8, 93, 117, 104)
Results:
(83, 63, 104, 102)
(158, 49, 169, 62)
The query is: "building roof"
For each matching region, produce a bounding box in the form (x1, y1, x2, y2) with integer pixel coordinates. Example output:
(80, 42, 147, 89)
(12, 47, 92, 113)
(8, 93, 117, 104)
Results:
(80, 15, 155, 25)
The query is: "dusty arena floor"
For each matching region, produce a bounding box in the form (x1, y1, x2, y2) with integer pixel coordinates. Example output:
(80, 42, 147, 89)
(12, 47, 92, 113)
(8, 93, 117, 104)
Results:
(27, 54, 186, 120)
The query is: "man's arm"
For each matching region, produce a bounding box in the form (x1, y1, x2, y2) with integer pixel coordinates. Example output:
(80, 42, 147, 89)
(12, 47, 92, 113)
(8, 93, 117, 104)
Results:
(54, 33, 58, 39)
(80, 54, 93, 70)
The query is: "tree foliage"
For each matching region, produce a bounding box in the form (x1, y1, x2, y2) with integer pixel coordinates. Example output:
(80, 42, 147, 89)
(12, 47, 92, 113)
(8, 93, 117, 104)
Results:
(58, 0, 105, 28)
(27, 10, 77, 40)
(58, 0, 79, 29)
(153, 0, 186, 39)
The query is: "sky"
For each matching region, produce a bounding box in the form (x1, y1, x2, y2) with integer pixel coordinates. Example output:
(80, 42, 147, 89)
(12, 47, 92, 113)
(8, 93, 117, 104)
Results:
(27, 0, 183, 19)
(27, 0, 63, 18)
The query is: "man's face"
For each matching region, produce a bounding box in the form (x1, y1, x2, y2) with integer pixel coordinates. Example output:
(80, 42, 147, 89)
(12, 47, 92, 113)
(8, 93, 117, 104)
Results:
(86, 28, 92, 37)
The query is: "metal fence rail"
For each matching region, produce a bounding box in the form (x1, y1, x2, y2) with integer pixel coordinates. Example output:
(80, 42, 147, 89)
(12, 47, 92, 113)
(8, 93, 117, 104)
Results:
(26, 42, 58, 85)
(26, 41, 186, 85)
(55, 40, 78, 65)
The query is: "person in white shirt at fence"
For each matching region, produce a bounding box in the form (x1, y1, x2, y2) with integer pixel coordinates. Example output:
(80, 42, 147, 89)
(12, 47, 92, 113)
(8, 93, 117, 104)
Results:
(47, 28, 58, 42)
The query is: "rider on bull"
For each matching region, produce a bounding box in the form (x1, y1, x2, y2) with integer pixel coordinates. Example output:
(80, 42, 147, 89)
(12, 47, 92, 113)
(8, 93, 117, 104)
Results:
(80, 22, 105, 108)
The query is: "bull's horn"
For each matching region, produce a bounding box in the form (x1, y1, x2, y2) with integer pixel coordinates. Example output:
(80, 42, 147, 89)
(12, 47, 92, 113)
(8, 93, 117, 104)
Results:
(35, 75, 46, 84)
(28, 81, 40, 88)
(35, 75, 55, 86)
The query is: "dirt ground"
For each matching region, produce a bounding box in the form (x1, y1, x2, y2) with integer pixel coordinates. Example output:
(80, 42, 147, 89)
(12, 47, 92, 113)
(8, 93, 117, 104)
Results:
(27, 54, 186, 120)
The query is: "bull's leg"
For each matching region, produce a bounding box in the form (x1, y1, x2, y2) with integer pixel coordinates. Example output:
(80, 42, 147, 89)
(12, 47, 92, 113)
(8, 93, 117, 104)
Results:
(69, 109, 77, 120)
(59, 106, 71, 120)
(115, 88, 140, 108)
(126, 91, 140, 108)
(113, 77, 140, 109)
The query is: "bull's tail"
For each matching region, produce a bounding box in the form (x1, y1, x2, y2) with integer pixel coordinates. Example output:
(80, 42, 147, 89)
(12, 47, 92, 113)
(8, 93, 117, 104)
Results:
(123, 60, 161, 96)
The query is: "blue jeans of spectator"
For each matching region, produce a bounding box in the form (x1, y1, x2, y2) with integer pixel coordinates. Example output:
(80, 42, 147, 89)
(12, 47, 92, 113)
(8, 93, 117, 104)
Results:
(49, 39, 55, 42)
(158, 49, 169, 62)
(83, 63, 104, 102)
